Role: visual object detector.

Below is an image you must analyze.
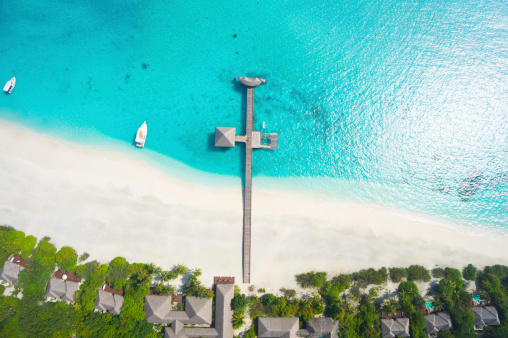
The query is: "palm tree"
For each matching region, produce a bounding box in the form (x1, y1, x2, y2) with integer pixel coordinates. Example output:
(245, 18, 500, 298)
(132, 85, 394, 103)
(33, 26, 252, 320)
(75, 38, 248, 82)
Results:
(382, 299, 398, 316)
(232, 312, 245, 329)
(432, 297, 445, 312)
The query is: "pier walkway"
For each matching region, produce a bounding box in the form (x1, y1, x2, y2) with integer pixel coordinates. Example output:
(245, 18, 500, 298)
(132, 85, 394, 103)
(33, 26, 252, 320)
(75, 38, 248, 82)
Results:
(214, 77, 277, 284)
(243, 88, 254, 283)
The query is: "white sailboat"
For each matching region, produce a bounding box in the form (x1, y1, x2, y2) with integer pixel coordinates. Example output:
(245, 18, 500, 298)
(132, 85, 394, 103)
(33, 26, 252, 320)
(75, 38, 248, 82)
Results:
(3, 77, 15, 94)
(135, 121, 147, 147)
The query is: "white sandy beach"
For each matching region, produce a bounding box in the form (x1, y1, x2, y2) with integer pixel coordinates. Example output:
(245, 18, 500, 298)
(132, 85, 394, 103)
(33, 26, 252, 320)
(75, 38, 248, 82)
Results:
(0, 120, 507, 292)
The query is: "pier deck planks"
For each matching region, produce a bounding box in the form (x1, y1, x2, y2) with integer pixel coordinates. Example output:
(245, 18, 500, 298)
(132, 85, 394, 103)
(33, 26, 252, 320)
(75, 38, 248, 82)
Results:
(243, 88, 254, 284)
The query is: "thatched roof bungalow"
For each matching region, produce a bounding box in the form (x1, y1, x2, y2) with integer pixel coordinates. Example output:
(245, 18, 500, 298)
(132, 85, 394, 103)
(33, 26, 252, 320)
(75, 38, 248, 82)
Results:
(381, 318, 410, 338)
(145, 295, 212, 325)
(257, 317, 299, 338)
(424, 312, 452, 335)
(94, 290, 124, 315)
(0, 261, 24, 285)
(149, 283, 234, 338)
(214, 127, 236, 148)
(45, 278, 80, 302)
(472, 306, 500, 330)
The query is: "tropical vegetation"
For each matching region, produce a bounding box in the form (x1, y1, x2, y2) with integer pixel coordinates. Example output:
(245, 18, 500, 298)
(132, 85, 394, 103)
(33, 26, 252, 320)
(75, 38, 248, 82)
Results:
(1, 225, 508, 337)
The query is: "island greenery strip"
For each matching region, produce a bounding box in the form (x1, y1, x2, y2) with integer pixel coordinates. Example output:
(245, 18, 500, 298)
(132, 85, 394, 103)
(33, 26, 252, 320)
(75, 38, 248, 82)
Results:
(0, 225, 508, 337)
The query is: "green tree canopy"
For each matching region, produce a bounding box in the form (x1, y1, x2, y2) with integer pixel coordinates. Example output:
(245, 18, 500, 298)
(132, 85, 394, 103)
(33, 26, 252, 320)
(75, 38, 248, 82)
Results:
(432, 268, 445, 278)
(356, 296, 381, 337)
(484, 265, 508, 279)
(389, 267, 408, 283)
(480, 273, 502, 294)
(444, 268, 464, 286)
(262, 293, 278, 307)
(106, 257, 130, 289)
(319, 276, 350, 304)
(297, 295, 324, 322)
(75, 264, 109, 313)
(279, 288, 297, 300)
(397, 282, 426, 338)
(20, 235, 37, 259)
(295, 271, 327, 289)
(56, 246, 78, 272)
(433, 268, 475, 336)
(4, 230, 25, 255)
(406, 265, 431, 283)
(352, 267, 388, 288)
(32, 239, 56, 267)
(462, 264, 478, 281)
(231, 293, 248, 312)
(182, 269, 213, 299)
(75, 260, 99, 280)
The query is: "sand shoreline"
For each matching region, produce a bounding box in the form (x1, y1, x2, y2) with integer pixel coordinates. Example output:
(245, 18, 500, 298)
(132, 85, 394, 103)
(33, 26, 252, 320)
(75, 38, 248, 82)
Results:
(0, 120, 507, 291)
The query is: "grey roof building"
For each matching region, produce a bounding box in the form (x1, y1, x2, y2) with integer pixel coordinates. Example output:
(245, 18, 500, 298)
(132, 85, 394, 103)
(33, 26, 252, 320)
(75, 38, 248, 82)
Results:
(258, 317, 299, 338)
(151, 283, 234, 338)
(94, 290, 124, 315)
(0, 261, 24, 285)
(214, 283, 234, 338)
(165, 324, 218, 338)
(381, 318, 410, 338)
(472, 306, 500, 330)
(45, 278, 80, 302)
(145, 295, 173, 323)
(145, 295, 212, 325)
(424, 312, 452, 335)
(298, 317, 339, 338)
(215, 127, 236, 147)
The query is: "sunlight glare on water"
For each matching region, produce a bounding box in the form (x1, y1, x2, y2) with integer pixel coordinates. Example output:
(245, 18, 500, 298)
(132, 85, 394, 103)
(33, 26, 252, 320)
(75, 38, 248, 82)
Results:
(0, 0, 507, 228)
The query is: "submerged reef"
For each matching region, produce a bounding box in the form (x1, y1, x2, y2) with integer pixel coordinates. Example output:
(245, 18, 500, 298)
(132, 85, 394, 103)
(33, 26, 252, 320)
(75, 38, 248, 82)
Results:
(458, 169, 483, 201)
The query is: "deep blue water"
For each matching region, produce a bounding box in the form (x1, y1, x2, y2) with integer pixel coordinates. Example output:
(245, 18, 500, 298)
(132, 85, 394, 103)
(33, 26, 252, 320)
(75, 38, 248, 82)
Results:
(0, 0, 507, 229)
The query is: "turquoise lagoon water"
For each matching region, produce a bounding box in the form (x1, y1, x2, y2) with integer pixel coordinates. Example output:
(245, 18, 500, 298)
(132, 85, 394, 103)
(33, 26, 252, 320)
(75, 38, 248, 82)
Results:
(0, 0, 507, 229)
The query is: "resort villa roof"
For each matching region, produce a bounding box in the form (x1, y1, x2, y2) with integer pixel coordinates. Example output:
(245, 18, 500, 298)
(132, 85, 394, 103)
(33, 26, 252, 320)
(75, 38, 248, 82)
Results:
(148, 283, 234, 338)
(257, 317, 299, 338)
(94, 290, 124, 315)
(472, 306, 500, 329)
(145, 295, 212, 325)
(214, 284, 235, 338)
(145, 295, 173, 323)
(381, 318, 410, 338)
(165, 324, 218, 338)
(302, 317, 339, 337)
(45, 278, 80, 302)
(424, 312, 452, 334)
(0, 261, 24, 285)
(257, 316, 338, 338)
(185, 297, 213, 324)
(214, 127, 236, 148)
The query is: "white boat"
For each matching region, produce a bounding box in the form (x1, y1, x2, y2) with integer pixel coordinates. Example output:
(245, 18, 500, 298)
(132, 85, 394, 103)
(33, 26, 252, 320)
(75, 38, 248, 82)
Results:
(3, 77, 15, 94)
(135, 121, 147, 147)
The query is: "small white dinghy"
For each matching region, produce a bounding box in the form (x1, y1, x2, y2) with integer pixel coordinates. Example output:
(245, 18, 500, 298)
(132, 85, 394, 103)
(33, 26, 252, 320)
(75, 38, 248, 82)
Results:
(135, 121, 147, 147)
(3, 77, 15, 94)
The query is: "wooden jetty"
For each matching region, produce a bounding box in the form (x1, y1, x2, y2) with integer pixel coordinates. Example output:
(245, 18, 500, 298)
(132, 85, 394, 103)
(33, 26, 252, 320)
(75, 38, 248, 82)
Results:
(214, 77, 277, 284)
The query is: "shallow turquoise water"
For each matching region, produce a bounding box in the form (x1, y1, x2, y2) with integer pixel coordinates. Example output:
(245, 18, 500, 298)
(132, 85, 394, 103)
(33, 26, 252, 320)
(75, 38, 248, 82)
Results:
(0, 0, 507, 229)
